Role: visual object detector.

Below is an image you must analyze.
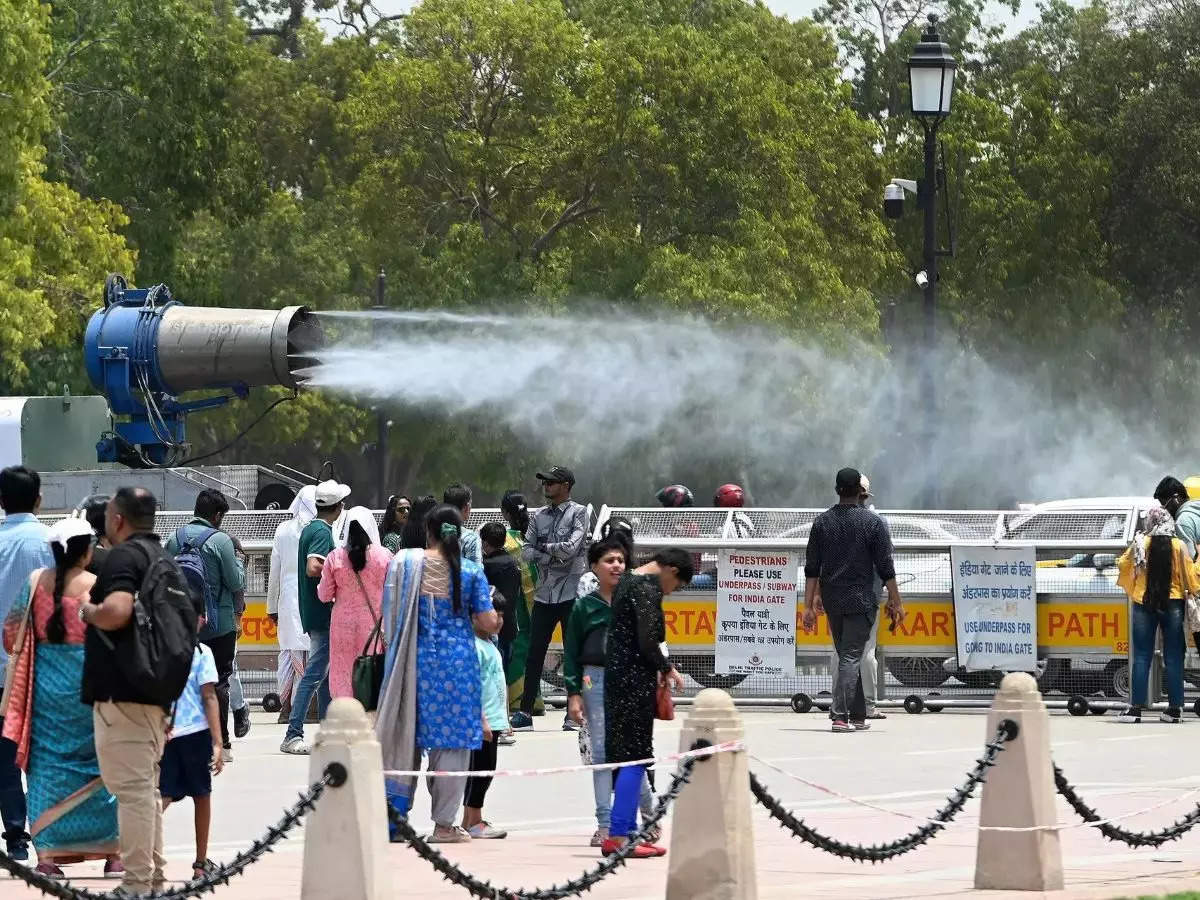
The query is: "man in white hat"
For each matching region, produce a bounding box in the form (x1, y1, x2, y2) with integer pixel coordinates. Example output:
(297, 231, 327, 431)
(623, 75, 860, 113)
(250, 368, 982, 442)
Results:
(280, 480, 349, 754)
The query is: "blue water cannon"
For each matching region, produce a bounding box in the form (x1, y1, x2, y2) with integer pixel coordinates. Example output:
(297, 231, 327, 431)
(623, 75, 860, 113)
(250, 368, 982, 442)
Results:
(84, 274, 322, 466)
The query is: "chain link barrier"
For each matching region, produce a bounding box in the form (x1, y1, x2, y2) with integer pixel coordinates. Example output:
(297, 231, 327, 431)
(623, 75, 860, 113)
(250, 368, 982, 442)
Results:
(1054, 764, 1200, 847)
(748, 720, 1018, 863)
(0, 763, 345, 900)
(387, 741, 707, 899)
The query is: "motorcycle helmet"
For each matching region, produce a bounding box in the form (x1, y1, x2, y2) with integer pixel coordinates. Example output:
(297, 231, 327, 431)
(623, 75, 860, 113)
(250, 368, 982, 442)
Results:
(713, 483, 746, 507)
(656, 484, 694, 507)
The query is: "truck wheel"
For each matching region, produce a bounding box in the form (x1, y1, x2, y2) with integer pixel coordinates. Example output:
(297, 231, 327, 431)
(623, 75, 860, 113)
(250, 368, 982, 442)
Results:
(791, 693, 813, 714)
(886, 656, 950, 688)
(903, 695, 925, 715)
(261, 692, 282, 713)
(1104, 660, 1130, 699)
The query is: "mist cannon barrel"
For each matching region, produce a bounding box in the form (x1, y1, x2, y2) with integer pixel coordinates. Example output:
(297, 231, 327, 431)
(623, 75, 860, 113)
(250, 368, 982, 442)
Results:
(83, 275, 323, 465)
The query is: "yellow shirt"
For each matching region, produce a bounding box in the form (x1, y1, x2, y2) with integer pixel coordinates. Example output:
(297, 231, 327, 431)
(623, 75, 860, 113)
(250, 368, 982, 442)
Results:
(1117, 536, 1200, 604)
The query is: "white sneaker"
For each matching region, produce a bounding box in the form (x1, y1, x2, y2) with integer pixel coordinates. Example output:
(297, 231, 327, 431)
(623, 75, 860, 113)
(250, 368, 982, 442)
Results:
(280, 736, 310, 755)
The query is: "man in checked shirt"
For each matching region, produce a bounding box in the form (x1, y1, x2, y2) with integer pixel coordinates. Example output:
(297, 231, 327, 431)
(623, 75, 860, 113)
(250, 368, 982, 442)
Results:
(802, 468, 905, 733)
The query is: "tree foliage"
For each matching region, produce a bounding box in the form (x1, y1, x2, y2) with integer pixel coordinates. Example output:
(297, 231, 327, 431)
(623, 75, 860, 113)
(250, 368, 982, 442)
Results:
(1, 0, 1197, 501)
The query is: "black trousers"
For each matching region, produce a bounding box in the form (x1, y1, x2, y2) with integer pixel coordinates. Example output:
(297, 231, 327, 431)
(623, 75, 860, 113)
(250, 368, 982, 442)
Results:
(202, 631, 237, 747)
(520, 600, 575, 713)
(464, 736, 500, 809)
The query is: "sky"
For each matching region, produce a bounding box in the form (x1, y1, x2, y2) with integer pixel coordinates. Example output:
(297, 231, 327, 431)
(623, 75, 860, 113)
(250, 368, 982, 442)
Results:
(365, 0, 1060, 34)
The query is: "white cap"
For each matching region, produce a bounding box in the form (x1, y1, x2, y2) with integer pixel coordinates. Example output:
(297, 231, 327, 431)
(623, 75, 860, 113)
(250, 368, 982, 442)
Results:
(314, 480, 352, 508)
(49, 516, 95, 550)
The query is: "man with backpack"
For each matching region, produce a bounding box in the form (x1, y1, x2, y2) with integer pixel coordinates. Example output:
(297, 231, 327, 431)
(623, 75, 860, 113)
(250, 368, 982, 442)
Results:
(165, 490, 245, 764)
(81, 487, 201, 896)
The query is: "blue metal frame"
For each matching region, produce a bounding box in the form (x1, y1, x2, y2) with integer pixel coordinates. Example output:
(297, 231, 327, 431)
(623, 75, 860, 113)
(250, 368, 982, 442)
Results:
(84, 279, 239, 464)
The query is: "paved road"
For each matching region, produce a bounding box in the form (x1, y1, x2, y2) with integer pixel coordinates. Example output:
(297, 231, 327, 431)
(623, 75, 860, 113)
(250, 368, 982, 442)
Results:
(4, 706, 1200, 898)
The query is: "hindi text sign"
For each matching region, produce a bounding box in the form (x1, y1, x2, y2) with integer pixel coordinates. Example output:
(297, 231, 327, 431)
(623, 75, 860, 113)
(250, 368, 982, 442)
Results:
(951, 544, 1037, 672)
(715, 549, 798, 675)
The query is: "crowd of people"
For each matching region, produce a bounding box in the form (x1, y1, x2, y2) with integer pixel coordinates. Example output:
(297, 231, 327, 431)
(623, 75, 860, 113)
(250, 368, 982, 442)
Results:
(0, 461, 705, 892)
(34, 458, 1195, 883)
(1, 456, 1193, 886)
(264, 467, 696, 856)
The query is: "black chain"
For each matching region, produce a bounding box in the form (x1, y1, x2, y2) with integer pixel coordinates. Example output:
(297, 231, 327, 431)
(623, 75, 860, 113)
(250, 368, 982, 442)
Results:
(0, 763, 346, 900)
(389, 745, 706, 899)
(750, 719, 1018, 863)
(1054, 764, 1200, 847)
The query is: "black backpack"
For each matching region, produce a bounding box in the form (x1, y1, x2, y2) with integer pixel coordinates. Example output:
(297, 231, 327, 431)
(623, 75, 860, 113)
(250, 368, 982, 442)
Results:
(113, 541, 199, 706)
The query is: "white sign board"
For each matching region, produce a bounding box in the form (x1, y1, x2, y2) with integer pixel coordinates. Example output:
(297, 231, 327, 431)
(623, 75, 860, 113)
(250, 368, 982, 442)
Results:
(715, 549, 798, 676)
(951, 545, 1037, 673)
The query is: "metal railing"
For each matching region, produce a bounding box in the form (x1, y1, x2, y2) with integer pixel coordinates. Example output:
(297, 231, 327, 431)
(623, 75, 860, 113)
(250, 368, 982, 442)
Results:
(39, 504, 1162, 710)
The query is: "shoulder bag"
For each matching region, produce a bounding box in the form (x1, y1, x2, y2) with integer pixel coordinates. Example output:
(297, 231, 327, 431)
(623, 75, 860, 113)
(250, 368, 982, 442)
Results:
(351, 568, 386, 712)
(0, 570, 39, 717)
(655, 676, 675, 721)
(1186, 593, 1200, 635)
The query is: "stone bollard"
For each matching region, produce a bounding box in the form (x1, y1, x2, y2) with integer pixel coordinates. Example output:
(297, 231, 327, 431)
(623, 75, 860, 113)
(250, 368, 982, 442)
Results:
(301, 698, 389, 900)
(974, 672, 1063, 891)
(666, 689, 758, 900)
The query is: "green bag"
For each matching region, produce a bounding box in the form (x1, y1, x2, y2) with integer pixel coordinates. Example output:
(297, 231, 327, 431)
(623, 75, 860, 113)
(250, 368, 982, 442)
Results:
(351, 570, 385, 712)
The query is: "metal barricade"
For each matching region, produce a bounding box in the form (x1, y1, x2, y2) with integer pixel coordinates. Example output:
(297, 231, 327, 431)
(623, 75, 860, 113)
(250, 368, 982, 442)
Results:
(590, 505, 1155, 711)
(44, 504, 1170, 711)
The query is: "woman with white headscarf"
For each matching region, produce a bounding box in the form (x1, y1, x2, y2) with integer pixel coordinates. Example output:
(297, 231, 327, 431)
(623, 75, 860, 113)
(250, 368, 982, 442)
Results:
(318, 507, 392, 699)
(1116, 504, 1200, 723)
(267, 486, 317, 722)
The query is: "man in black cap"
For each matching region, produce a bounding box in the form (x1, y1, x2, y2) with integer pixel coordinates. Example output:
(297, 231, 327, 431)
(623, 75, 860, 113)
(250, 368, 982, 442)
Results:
(512, 466, 589, 732)
(802, 468, 905, 733)
(1154, 476, 1200, 559)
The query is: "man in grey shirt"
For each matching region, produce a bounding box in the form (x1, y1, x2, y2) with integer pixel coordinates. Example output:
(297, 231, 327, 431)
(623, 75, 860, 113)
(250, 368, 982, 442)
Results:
(511, 466, 589, 731)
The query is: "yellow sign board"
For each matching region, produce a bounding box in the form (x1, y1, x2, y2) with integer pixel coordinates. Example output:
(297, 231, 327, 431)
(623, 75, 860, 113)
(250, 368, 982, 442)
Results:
(239, 598, 1130, 656)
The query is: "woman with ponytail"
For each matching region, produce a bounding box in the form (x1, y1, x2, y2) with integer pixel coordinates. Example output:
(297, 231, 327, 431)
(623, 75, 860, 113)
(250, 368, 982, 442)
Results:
(318, 507, 392, 700)
(1117, 504, 1200, 723)
(375, 504, 498, 843)
(2, 518, 121, 877)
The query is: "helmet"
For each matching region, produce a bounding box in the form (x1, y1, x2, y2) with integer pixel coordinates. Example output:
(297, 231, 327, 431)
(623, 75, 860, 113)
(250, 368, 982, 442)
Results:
(714, 484, 746, 507)
(1186, 476, 1200, 501)
(655, 484, 694, 507)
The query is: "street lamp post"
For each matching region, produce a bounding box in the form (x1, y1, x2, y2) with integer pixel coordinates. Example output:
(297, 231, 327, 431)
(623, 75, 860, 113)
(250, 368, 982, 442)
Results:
(908, 15, 956, 506)
(374, 268, 389, 507)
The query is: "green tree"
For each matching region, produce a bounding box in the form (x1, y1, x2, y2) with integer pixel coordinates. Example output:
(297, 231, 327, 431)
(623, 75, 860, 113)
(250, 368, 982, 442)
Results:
(0, 0, 134, 390)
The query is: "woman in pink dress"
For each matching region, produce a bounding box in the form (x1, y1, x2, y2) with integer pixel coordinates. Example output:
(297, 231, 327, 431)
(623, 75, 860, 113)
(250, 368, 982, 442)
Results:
(318, 506, 392, 699)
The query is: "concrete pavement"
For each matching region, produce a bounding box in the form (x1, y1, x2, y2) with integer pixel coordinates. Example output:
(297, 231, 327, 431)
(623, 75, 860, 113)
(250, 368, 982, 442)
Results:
(4, 707, 1200, 898)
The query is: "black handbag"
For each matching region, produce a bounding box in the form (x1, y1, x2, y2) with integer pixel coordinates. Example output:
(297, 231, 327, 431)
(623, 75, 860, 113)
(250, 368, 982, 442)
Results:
(351, 570, 385, 712)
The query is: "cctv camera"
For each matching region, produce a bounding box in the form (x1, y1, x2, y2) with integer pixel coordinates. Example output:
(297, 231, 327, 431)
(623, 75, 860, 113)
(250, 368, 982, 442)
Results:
(915, 270, 929, 288)
(884, 183, 904, 219)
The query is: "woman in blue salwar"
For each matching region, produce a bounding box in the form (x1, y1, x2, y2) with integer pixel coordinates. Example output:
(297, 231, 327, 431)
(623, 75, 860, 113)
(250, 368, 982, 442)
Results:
(375, 504, 497, 843)
(3, 517, 121, 878)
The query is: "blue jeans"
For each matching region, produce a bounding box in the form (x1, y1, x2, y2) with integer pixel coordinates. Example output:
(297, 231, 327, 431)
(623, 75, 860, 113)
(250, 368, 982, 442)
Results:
(1130, 599, 1185, 709)
(581, 665, 652, 831)
(0, 727, 26, 844)
(285, 630, 331, 741)
(611, 764, 647, 838)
